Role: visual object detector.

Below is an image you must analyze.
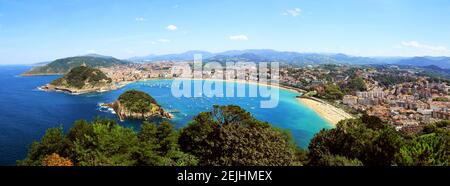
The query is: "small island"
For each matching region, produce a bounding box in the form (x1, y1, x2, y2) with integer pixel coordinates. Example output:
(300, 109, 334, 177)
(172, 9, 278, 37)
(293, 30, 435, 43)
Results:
(40, 66, 118, 94)
(103, 90, 172, 121)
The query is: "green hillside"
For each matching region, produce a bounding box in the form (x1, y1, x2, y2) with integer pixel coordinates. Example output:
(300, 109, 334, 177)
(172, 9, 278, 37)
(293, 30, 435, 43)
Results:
(117, 90, 159, 114)
(23, 56, 128, 75)
(50, 66, 112, 89)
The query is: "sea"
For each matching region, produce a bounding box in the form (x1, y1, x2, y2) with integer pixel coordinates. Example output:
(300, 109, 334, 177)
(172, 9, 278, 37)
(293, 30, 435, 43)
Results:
(0, 65, 332, 165)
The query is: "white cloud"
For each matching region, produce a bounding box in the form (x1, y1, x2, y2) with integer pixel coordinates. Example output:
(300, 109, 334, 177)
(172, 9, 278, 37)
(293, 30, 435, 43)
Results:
(166, 25, 178, 31)
(401, 41, 450, 52)
(283, 8, 301, 17)
(135, 17, 146, 22)
(229, 35, 248, 41)
(157, 39, 171, 43)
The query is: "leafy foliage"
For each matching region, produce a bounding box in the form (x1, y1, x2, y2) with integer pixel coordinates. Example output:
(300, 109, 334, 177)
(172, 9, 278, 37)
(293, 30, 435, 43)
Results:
(396, 133, 449, 166)
(316, 155, 363, 166)
(179, 105, 297, 166)
(118, 90, 158, 113)
(373, 74, 416, 87)
(50, 66, 112, 89)
(319, 84, 344, 100)
(18, 118, 197, 166)
(41, 153, 73, 166)
(308, 117, 450, 166)
(17, 127, 67, 166)
(345, 77, 367, 92)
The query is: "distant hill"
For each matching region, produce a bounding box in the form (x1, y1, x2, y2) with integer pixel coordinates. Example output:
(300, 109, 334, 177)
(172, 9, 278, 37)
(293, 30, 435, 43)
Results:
(129, 49, 385, 65)
(41, 66, 117, 94)
(29, 61, 51, 67)
(129, 49, 450, 69)
(129, 50, 214, 62)
(418, 65, 450, 79)
(396, 57, 450, 69)
(22, 55, 129, 75)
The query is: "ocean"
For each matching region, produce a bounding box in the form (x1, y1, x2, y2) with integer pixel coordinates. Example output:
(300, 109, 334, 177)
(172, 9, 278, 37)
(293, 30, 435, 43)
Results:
(0, 65, 332, 165)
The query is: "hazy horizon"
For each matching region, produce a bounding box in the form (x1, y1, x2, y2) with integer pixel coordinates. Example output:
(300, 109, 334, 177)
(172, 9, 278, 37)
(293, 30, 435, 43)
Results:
(3, 48, 450, 65)
(1, 0, 450, 64)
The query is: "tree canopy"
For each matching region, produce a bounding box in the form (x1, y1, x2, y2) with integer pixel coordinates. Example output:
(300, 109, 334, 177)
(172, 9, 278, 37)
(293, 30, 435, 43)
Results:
(50, 66, 112, 89)
(17, 118, 197, 166)
(178, 105, 297, 166)
(308, 117, 449, 166)
(118, 90, 159, 114)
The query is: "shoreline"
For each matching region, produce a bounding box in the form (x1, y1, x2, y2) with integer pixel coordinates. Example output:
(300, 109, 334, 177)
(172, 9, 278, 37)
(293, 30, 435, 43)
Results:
(156, 78, 352, 126)
(297, 97, 353, 126)
(35, 76, 350, 126)
(38, 82, 129, 95)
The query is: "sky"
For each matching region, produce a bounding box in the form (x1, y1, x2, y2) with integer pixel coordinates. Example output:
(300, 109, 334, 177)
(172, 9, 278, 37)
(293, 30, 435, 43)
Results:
(0, 0, 450, 64)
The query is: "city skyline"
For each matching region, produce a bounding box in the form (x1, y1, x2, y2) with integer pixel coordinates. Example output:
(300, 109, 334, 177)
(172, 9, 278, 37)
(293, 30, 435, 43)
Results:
(1, 0, 450, 64)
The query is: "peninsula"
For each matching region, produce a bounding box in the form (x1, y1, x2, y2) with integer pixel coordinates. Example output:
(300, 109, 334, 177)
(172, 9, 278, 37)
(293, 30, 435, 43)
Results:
(40, 66, 118, 94)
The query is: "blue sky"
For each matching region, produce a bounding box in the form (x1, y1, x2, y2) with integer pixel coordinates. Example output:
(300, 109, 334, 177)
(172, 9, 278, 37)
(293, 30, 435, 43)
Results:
(0, 0, 450, 64)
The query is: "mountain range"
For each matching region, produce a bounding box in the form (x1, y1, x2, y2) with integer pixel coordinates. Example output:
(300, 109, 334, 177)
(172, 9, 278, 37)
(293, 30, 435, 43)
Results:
(129, 49, 450, 69)
(23, 49, 450, 76)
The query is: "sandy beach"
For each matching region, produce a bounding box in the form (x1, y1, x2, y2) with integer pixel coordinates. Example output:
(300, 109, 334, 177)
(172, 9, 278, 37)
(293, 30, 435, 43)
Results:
(173, 78, 351, 126)
(112, 77, 351, 126)
(298, 97, 353, 126)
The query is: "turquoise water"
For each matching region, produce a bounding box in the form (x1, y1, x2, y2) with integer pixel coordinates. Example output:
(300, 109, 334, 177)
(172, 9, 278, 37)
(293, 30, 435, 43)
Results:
(0, 66, 332, 165)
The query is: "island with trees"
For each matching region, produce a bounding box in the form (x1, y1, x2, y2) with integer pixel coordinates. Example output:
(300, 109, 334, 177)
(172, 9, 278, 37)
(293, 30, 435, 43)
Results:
(103, 90, 172, 121)
(40, 66, 118, 94)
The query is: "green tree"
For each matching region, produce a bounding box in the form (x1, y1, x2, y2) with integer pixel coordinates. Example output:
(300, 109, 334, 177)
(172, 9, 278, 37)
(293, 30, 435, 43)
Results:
(365, 127, 404, 166)
(18, 118, 197, 166)
(136, 121, 198, 166)
(118, 90, 158, 114)
(316, 155, 363, 166)
(17, 127, 67, 166)
(179, 105, 296, 166)
(396, 133, 449, 166)
(346, 77, 367, 92)
(308, 119, 376, 165)
(321, 84, 344, 100)
(361, 114, 387, 130)
(74, 121, 139, 166)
